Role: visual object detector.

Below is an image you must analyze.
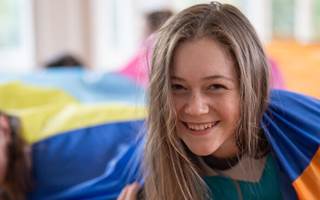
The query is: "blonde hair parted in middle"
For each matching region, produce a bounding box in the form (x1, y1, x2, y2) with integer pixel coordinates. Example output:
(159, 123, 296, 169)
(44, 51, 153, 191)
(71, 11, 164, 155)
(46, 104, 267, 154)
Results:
(144, 2, 270, 200)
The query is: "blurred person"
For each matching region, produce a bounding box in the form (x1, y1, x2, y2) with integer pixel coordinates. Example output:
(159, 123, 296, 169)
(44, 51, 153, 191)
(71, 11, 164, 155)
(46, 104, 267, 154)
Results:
(118, 8, 174, 86)
(45, 53, 84, 68)
(143, 9, 173, 39)
(269, 58, 285, 89)
(0, 112, 32, 200)
(118, 7, 285, 90)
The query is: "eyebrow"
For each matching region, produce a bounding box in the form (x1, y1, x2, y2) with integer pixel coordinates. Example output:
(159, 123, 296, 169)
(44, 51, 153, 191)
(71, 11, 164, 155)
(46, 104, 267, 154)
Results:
(171, 75, 235, 82)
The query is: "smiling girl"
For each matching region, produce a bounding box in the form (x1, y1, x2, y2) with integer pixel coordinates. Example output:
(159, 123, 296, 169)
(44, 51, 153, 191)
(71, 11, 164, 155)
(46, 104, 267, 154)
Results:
(118, 2, 319, 200)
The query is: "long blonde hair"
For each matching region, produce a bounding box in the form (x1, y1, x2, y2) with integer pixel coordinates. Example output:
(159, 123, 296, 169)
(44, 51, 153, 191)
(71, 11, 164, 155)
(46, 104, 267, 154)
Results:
(144, 2, 270, 200)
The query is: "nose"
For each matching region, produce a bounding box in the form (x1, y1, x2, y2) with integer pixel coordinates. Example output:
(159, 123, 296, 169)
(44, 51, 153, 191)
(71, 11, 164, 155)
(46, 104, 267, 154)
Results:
(184, 93, 209, 116)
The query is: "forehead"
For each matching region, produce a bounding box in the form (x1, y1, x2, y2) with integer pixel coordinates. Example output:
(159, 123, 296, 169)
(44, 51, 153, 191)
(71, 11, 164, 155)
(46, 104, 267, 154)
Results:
(171, 37, 237, 80)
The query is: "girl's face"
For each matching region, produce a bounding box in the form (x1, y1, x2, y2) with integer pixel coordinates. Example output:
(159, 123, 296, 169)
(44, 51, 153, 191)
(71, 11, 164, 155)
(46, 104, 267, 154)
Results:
(171, 37, 240, 158)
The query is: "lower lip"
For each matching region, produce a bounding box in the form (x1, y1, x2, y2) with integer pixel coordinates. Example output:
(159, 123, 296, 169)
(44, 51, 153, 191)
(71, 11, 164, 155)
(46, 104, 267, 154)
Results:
(183, 122, 218, 136)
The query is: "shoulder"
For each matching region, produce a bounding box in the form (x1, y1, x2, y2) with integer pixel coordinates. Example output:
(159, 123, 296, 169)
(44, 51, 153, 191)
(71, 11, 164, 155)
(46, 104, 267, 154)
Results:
(267, 89, 320, 120)
(262, 90, 319, 200)
(263, 89, 320, 136)
(269, 89, 319, 107)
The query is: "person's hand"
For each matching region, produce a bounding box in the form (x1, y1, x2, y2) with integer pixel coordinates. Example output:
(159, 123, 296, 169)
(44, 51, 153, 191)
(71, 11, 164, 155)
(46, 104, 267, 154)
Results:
(117, 182, 141, 200)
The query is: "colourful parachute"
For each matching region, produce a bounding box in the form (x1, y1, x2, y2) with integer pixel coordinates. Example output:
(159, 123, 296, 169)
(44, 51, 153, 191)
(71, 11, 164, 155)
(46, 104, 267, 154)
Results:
(0, 69, 318, 199)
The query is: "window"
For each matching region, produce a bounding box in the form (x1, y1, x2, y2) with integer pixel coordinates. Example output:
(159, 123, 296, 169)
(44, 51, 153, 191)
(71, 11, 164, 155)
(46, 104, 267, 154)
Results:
(90, 0, 140, 71)
(314, 0, 320, 40)
(0, 0, 34, 72)
(272, 0, 295, 39)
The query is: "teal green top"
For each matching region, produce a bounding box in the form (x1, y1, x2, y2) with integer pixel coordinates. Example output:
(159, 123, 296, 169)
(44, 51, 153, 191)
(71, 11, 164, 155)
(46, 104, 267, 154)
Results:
(204, 155, 283, 200)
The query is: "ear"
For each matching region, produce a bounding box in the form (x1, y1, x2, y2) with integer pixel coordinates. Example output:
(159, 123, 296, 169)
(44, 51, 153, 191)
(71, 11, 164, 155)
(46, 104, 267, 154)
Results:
(0, 115, 11, 144)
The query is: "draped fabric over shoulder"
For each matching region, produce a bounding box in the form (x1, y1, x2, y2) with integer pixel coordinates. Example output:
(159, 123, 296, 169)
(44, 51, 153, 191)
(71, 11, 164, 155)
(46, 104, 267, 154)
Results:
(262, 90, 320, 200)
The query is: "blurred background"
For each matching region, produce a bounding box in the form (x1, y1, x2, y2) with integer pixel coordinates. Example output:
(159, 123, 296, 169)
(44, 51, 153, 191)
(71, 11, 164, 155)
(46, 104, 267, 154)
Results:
(0, 0, 319, 97)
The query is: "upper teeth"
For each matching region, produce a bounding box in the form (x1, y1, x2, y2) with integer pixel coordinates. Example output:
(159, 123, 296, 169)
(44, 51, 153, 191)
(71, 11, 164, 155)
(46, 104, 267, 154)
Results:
(186, 122, 216, 131)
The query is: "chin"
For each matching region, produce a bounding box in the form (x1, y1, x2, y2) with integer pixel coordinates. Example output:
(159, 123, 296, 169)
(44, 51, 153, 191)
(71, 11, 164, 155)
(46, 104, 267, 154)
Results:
(186, 144, 218, 157)
(191, 150, 215, 156)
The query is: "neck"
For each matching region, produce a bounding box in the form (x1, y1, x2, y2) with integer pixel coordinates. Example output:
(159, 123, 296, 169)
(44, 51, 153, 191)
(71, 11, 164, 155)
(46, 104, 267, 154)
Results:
(202, 153, 242, 170)
(211, 140, 239, 159)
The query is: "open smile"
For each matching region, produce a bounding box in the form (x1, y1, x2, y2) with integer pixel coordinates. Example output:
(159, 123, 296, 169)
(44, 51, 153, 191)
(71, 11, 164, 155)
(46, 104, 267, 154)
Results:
(182, 121, 220, 131)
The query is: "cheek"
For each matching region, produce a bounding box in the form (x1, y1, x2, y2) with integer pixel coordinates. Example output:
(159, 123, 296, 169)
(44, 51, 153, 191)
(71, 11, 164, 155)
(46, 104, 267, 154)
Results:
(172, 95, 185, 114)
(219, 96, 240, 124)
(228, 101, 240, 119)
